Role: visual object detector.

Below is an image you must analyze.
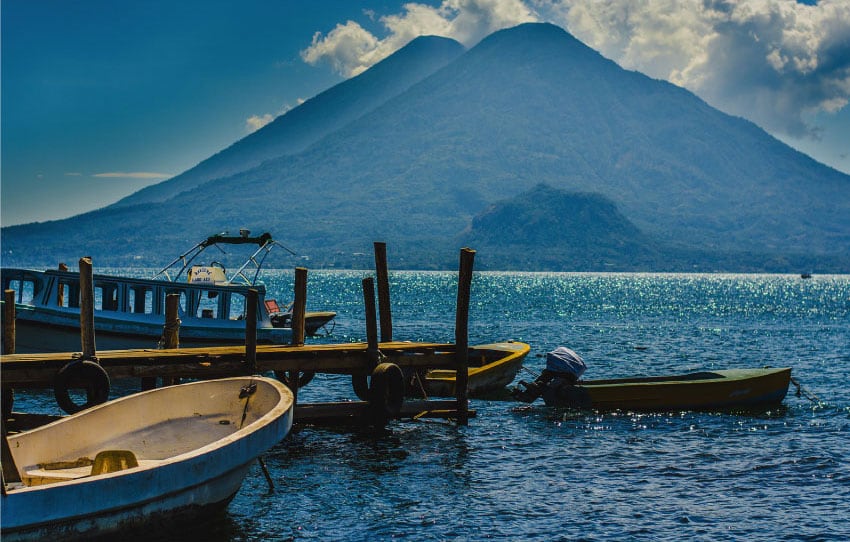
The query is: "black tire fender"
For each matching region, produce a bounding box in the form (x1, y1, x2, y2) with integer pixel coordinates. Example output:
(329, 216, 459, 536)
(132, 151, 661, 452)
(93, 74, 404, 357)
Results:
(368, 362, 405, 419)
(54, 360, 110, 414)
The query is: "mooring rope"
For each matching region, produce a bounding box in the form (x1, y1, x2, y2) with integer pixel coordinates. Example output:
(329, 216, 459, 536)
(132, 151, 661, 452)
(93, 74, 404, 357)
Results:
(790, 376, 823, 405)
(156, 317, 182, 349)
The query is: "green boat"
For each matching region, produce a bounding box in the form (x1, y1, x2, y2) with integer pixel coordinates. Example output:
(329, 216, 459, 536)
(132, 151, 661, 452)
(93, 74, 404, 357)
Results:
(513, 366, 792, 411)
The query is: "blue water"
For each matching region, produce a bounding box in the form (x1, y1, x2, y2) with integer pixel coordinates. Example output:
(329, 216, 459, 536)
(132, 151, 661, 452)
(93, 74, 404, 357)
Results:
(13, 271, 850, 541)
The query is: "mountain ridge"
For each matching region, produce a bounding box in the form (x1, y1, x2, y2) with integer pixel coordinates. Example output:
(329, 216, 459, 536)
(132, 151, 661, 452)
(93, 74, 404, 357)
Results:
(113, 35, 466, 208)
(2, 23, 848, 272)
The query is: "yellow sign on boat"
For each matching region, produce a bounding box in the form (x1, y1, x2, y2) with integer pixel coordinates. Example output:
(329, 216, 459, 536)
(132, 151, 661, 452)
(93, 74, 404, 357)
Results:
(188, 265, 227, 284)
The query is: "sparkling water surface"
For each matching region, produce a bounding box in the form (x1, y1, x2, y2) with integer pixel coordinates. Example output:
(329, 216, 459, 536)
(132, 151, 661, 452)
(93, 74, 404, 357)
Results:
(13, 271, 850, 541)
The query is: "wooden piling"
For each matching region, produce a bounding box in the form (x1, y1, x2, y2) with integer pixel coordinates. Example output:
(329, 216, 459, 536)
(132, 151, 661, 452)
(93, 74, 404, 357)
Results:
(455, 248, 475, 426)
(291, 268, 307, 347)
(163, 294, 181, 349)
(374, 241, 393, 342)
(246, 289, 258, 372)
(79, 257, 96, 359)
(57, 263, 68, 306)
(362, 277, 379, 363)
(3, 290, 15, 355)
(144, 293, 181, 389)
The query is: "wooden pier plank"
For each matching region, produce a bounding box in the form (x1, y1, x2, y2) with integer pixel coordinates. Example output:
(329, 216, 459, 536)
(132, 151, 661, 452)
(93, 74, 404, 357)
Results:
(0, 341, 459, 386)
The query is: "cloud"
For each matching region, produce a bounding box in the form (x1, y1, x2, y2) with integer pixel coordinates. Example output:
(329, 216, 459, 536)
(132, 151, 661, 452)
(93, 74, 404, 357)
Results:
(552, 0, 850, 138)
(246, 113, 274, 132)
(300, 0, 850, 140)
(301, 0, 537, 77)
(93, 172, 171, 179)
(245, 101, 304, 133)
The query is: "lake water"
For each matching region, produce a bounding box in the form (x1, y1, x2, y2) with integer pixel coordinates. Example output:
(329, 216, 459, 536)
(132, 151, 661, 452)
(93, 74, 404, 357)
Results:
(12, 271, 850, 541)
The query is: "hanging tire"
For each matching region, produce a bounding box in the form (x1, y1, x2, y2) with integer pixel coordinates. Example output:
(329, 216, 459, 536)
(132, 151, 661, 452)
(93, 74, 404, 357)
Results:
(273, 370, 315, 391)
(54, 360, 110, 414)
(352, 374, 369, 401)
(368, 362, 405, 421)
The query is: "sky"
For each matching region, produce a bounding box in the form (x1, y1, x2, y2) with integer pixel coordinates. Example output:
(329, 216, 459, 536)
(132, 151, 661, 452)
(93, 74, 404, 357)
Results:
(2, 0, 849, 227)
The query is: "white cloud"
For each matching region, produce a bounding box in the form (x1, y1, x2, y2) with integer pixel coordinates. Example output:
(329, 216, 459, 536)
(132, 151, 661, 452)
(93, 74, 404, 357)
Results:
(544, 0, 850, 138)
(300, 0, 537, 77)
(246, 113, 274, 132)
(93, 172, 171, 179)
(300, 0, 850, 142)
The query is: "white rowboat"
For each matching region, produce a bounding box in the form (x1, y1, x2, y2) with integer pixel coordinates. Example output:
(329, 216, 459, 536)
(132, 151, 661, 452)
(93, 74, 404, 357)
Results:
(1, 376, 294, 541)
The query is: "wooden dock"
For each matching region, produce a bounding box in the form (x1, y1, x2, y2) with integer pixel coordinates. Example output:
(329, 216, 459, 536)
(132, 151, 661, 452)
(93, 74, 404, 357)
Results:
(0, 341, 460, 386)
(2, 244, 483, 428)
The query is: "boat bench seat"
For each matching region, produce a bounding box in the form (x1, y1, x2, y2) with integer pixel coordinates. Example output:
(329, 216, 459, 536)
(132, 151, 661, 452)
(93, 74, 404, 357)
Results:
(22, 453, 161, 486)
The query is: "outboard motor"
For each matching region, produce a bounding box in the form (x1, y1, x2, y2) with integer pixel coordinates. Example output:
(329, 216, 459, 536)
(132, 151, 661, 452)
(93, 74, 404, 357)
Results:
(512, 347, 587, 403)
(544, 347, 586, 383)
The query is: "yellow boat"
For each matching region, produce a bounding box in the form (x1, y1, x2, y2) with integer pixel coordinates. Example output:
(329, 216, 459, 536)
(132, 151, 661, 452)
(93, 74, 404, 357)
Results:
(418, 341, 530, 397)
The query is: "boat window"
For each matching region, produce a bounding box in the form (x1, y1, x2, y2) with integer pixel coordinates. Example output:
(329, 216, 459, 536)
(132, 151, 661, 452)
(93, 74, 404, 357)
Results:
(5, 277, 36, 304)
(94, 282, 120, 312)
(228, 293, 247, 320)
(128, 286, 154, 314)
(57, 278, 80, 308)
(196, 290, 219, 319)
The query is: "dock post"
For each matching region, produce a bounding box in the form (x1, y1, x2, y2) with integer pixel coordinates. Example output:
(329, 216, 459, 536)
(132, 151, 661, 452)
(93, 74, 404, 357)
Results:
(163, 293, 181, 349)
(57, 263, 68, 306)
(363, 277, 379, 361)
(79, 257, 97, 359)
(246, 289, 258, 373)
(374, 242, 393, 342)
(350, 276, 380, 402)
(291, 267, 307, 347)
(455, 248, 475, 426)
(145, 293, 182, 389)
(2, 290, 15, 355)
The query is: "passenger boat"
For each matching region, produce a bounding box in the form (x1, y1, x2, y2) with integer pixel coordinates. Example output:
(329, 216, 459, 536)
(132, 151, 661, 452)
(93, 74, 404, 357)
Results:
(513, 363, 792, 411)
(414, 341, 530, 397)
(1, 231, 336, 353)
(1, 376, 294, 541)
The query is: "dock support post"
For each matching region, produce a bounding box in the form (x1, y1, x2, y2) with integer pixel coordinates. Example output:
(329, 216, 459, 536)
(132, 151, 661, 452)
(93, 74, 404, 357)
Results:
(144, 293, 181, 389)
(281, 268, 308, 402)
(374, 242, 393, 342)
(291, 267, 307, 347)
(163, 294, 181, 350)
(363, 277, 379, 362)
(455, 248, 475, 426)
(3, 290, 15, 355)
(57, 262, 68, 306)
(79, 257, 96, 359)
(246, 289, 258, 373)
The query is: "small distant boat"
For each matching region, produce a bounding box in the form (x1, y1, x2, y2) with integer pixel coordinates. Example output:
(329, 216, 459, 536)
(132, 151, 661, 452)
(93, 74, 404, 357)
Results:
(1, 376, 294, 541)
(1, 231, 336, 353)
(513, 363, 792, 411)
(416, 341, 531, 397)
(800, 272, 812, 279)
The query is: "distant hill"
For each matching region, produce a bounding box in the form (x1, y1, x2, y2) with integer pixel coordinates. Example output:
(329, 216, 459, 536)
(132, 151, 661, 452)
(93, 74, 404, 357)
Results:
(457, 184, 665, 270)
(2, 23, 849, 272)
